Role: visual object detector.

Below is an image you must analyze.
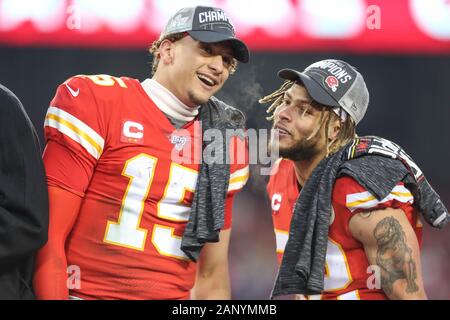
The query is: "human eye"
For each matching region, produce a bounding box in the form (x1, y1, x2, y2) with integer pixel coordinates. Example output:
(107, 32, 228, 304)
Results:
(297, 103, 312, 116)
(222, 55, 232, 68)
(281, 95, 290, 105)
(281, 94, 291, 104)
(200, 44, 213, 55)
(304, 106, 313, 114)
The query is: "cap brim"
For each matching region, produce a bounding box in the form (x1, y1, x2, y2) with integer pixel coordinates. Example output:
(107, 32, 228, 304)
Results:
(188, 30, 249, 63)
(278, 69, 340, 108)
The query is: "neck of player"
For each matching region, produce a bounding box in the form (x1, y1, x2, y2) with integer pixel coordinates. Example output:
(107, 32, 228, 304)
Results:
(293, 149, 328, 189)
(143, 78, 200, 122)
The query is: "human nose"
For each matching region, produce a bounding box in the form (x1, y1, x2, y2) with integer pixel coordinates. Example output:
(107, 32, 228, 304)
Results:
(208, 55, 225, 73)
(274, 103, 292, 122)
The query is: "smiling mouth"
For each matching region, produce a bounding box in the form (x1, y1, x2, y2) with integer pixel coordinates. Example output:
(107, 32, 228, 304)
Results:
(197, 73, 218, 87)
(274, 125, 290, 136)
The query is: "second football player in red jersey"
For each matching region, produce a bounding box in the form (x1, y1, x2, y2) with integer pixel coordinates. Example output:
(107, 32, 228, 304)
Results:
(33, 6, 250, 300)
(261, 59, 430, 300)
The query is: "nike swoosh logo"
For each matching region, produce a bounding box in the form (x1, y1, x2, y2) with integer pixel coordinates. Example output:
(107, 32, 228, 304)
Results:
(65, 83, 80, 97)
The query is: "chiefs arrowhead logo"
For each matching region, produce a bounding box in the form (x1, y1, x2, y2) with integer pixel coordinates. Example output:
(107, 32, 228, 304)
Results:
(325, 76, 339, 92)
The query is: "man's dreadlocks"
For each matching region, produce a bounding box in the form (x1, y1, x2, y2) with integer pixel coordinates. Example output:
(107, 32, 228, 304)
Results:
(259, 80, 295, 120)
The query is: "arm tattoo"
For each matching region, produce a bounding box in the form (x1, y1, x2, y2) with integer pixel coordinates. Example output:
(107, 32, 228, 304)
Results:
(373, 216, 419, 295)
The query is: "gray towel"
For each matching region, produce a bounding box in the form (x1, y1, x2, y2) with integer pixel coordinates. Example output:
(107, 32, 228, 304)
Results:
(271, 136, 449, 298)
(180, 97, 246, 262)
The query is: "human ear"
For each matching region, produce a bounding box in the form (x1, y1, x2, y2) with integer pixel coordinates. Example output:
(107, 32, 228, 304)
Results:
(158, 39, 175, 65)
(329, 117, 341, 141)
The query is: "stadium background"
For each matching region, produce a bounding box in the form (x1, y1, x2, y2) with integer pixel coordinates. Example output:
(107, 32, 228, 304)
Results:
(0, 0, 449, 299)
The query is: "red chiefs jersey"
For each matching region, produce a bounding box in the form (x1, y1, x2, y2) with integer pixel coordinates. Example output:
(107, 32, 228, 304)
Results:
(43, 74, 249, 300)
(266, 158, 423, 300)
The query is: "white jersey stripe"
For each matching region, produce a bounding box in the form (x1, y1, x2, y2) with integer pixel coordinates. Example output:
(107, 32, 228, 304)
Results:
(45, 118, 101, 160)
(45, 106, 104, 160)
(337, 290, 360, 300)
(346, 185, 413, 212)
(229, 166, 249, 180)
(227, 166, 249, 192)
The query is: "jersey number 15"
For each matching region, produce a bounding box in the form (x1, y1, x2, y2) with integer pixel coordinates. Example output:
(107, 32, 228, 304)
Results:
(103, 153, 198, 260)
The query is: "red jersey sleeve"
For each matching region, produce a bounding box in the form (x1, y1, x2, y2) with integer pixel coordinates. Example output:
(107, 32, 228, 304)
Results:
(43, 75, 108, 196)
(223, 134, 249, 229)
(332, 175, 415, 235)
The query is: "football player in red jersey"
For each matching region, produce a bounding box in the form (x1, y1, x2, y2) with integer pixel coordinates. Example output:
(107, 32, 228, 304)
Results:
(33, 6, 250, 300)
(261, 59, 427, 300)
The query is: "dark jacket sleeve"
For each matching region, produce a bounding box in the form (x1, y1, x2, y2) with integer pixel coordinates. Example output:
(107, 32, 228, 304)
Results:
(0, 84, 49, 272)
